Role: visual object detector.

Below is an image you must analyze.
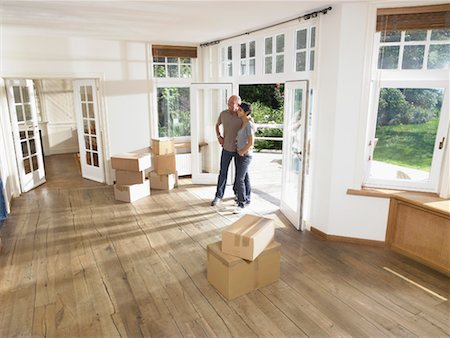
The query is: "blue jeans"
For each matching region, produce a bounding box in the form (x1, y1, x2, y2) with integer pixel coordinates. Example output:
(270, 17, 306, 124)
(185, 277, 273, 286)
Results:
(215, 149, 237, 199)
(235, 154, 252, 207)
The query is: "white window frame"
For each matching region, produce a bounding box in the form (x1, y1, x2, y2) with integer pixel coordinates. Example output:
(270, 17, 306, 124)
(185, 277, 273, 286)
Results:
(152, 57, 193, 79)
(294, 26, 316, 73)
(364, 29, 450, 192)
(378, 30, 450, 71)
(264, 33, 285, 74)
(239, 40, 256, 76)
(220, 45, 233, 77)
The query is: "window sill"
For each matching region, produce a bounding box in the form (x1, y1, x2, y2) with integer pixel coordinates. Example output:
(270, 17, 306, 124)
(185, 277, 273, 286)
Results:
(347, 188, 450, 216)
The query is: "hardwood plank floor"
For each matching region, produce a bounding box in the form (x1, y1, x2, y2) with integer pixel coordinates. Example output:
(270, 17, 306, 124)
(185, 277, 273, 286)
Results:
(0, 155, 449, 337)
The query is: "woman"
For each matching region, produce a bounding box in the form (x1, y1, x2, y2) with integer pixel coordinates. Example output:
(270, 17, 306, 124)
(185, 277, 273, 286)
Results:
(234, 102, 255, 214)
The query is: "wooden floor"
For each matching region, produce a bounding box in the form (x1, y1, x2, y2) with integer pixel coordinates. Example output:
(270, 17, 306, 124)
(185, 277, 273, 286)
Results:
(0, 155, 449, 337)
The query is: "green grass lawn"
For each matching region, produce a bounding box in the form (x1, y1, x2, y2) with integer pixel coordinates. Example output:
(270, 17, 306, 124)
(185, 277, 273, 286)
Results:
(373, 118, 439, 171)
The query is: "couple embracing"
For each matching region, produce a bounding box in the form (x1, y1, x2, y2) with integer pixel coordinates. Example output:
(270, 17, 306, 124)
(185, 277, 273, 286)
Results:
(211, 95, 255, 214)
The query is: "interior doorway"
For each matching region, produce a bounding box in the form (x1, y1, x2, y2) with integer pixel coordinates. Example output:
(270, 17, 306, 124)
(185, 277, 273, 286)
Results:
(4, 78, 106, 193)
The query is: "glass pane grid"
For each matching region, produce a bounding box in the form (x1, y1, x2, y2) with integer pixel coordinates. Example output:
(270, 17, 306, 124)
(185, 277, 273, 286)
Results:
(153, 57, 192, 78)
(378, 29, 450, 70)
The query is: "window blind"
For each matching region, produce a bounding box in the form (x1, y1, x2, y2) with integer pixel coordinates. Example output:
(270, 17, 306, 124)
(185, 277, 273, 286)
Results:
(376, 4, 450, 32)
(152, 45, 197, 58)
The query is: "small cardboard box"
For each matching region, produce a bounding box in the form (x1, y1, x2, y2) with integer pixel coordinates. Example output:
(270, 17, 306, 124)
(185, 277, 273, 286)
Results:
(111, 153, 151, 172)
(149, 171, 176, 190)
(152, 138, 175, 155)
(114, 180, 150, 203)
(207, 240, 280, 300)
(222, 214, 275, 261)
(153, 153, 176, 175)
(116, 170, 146, 185)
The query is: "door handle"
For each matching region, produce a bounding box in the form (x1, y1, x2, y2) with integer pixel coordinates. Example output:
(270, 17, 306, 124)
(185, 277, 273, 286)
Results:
(439, 137, 446, 150)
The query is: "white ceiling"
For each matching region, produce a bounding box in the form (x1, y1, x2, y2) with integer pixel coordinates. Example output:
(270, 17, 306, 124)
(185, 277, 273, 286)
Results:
(1, 1, 366, 44)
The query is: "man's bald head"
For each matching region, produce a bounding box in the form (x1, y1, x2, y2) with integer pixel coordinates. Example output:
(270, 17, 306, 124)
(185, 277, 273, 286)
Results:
(227, 95, 241, 113)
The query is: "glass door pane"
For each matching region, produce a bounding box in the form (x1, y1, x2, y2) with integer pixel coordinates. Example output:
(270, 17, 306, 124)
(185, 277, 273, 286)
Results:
(73, 80, 105, 183)
(281, 81, 308, 230)
(6, 79, 46, 192)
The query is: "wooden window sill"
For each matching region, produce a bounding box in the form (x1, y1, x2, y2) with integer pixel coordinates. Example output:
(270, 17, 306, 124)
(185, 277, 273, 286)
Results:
(347, 188, 450, 216)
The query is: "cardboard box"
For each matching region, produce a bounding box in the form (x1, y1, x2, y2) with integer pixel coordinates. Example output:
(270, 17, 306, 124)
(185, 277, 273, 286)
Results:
(111, 153, 151, 172)
(152, 138, 175, 155)
(116, 170, 146, 185)
(114, 180, 150, 203)
(207, 240, 280, 300)
(222, 214, 275, 261)
(149, 171, 176, 190)
(153, 153, 176, 175)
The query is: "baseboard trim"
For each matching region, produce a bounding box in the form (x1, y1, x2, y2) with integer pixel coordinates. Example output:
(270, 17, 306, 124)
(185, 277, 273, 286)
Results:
(310, 226, 385, 247)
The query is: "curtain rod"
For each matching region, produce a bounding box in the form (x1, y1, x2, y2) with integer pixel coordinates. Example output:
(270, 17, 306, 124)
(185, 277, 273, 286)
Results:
(200, 6, 332, 47)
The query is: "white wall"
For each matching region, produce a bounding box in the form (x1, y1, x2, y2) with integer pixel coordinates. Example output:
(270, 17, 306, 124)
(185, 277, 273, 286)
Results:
(311, 3, 390, 241)
(1, 28, 152, 185)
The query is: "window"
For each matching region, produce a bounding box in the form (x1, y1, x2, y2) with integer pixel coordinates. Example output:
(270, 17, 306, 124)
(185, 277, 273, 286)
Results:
(264, 34, 285, 74)
(378, 29, 450, 70)
(220, 46, 233, 77)
(294, 26, 316, 72)
(239, 41, 256, 75)
(365, 5, 450, 192)
(157, 87, 190, 137)
(153, 57, 192, 78)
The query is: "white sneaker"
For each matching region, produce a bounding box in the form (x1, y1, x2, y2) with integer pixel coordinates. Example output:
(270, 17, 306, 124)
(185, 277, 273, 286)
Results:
(233, 206, 244, 214)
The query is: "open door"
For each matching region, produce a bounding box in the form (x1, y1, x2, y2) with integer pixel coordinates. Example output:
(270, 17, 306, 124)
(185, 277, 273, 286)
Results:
(190, 83, 233, 184)
(73, 79, 105, 183)
(5, 79, 46, 192)
(280, 81, 309, 230)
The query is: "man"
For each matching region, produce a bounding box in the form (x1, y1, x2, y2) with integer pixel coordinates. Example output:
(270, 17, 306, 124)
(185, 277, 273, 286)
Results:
(211, 95, 243, 206)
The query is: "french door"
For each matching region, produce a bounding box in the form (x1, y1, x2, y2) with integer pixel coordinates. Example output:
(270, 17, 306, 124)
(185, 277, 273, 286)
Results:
(280, 81, 309, 230)
(6, 79, 46, 192)
(73, 79, 105, 183)
(190, 83, 233, 184)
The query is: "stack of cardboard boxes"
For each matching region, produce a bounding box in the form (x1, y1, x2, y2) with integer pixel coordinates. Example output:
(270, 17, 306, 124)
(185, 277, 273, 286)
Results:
(207, 214, 281, 300)
(149, 138, 177, 190)
(111, 153, 151, 202)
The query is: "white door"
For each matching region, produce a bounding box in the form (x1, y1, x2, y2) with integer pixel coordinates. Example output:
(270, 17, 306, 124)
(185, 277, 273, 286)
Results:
(190, 83, 233, 184)
(6, 79, 46, 192)
(280, 81, 309, 230)
(73, 80, 105, 183)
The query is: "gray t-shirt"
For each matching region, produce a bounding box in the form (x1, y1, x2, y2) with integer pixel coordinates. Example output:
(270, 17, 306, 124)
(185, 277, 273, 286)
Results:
(237, 121, 255, 155)
(217, 109, 242, 152)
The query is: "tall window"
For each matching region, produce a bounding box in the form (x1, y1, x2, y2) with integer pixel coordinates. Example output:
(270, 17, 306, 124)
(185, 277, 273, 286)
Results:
(240, 41, 256, 75)
(365, 5, 450, 192)
(220, 45, 233, 77)
(264, 34, 285, 74)
(151, 44, 196, 138)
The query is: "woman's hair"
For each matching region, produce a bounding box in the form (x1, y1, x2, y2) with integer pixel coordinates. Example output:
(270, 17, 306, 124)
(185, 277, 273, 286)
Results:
(239, 102, 252, 115)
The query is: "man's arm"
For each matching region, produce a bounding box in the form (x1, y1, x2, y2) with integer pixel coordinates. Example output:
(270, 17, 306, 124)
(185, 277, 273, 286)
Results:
(216, 113, 224, 146)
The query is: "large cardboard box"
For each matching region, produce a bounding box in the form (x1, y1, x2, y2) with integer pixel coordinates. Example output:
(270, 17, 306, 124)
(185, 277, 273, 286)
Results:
(111, 153, 151, 172)
(222, 214, 275, 261)
(114, 180, 150, 203)
(149, 171, 176, 190)
(207, 240, 280, 300)
(153, 154, 176, 175)
(116, 170, 146, 185)
(152, 138, 175, 155)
